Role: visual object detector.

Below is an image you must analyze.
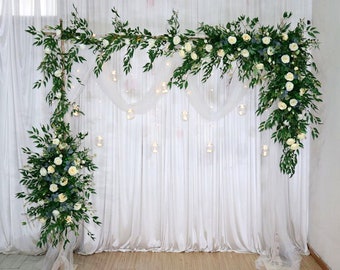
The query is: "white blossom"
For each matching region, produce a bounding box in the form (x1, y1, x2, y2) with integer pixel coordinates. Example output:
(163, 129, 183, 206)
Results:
(286, 81, 294, 91)
(173, 36, 181, 45)
(262, 36, 271, 45)
(241, 49, 249, 58)
(284, 72, 294, 81)
(217, 49, 225, 58)
(281, 54, 290, 64)
(227, 36, 237, 45)
(289, 42, 299, 51)
(49, 184, 58, 192)
(205, 44, 213, 53)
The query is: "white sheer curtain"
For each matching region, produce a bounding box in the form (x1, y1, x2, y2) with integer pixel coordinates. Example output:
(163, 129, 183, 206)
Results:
(0, 0, 312, 269)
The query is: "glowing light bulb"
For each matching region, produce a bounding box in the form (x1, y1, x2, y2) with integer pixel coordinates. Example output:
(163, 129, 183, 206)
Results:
(238, 104, 247, 116)
(96, 136, 103, 147)
(262, 144, 269, 157)
(152, 142, 158, 153)
(181, 111, 189, 121)
(112, 70, 117, 82)
(206, 142, 214, 153)
(127, 109, 135, 120)
(161, 81, 168, 93)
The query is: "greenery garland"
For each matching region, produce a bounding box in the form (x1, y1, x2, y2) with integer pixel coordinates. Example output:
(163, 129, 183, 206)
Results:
(17, 8, 321, 248)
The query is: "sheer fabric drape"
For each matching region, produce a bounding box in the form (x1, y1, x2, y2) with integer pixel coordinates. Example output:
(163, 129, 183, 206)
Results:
(0, 1, 312, 269)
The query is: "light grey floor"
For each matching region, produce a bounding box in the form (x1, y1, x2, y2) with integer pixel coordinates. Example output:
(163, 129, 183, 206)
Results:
(0, 254, 44, 270)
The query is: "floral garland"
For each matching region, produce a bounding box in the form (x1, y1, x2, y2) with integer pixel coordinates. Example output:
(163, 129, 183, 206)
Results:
(17, 20, 100, 248)
(17, 8, 321, 249)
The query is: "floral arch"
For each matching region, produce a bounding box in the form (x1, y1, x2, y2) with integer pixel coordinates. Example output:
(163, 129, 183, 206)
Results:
(17, 8, 321, 250)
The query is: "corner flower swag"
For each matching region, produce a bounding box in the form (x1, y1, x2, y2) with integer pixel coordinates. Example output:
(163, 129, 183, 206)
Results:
(86, 9, 322, 176)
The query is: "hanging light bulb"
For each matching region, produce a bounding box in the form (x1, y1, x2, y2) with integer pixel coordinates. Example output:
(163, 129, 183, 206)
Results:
(206, 142, 214, 153)
(161, 81, 168, 93)
(111, 70, 117, 82)
(262, 144, 269, 157)
(152, 142, 158, 153)
(238, 104, 247, 116)
(181, 111, 189, 121)
(96, 136, 103, 147)
(126, 109, 135, 120)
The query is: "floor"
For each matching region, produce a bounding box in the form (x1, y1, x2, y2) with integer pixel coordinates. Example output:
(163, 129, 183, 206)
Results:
(0, 252, 322, 270)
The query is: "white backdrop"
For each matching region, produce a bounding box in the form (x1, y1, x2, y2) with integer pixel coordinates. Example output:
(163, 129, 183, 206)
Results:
(0, 1, 312, 269)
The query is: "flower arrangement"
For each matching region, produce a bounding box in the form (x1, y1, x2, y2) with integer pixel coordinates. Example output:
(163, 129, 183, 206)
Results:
(17, 125, 99, 248)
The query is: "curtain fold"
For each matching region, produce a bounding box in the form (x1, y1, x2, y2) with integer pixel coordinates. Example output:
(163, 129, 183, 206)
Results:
(0, 1, 312, 269)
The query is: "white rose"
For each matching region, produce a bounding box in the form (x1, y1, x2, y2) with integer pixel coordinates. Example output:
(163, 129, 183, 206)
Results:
(262, 36, 271, 45)
(205, 44, 213, 53)
(290, 143, 300, 151)
(148, 39, 155, 48)
(217, 49, 225, 58)
(285, 82, 294, 91)
(47, 165, 55, 174)
(44, 48, 51, 54)
(256, 63, 264, 70)
(278, 101, 287, 110)
(282, 33, 289, 41)
(39, 218, 46, 224)
(54, 157, 62, 166)
(178, 49, 186, 58)
(289, 99, 298, 107)
(49, 183, 58, 192)
(74, 203, 82, 211)
(173, 36, 181, 45)
(299, 88, 306, 96)
(242, 33, 251, 41)
(184, 42, 192, 52)
(68, 166, 78, 176)
(52, 138, 60, 145)
(190, 52, 198, 60)
(102, 39, 109, 48)
(286, 138, 295, 145)
(289, 42, 299, 51)
(58, 193, 67, 203)
(284, 72, 294, 81)
(55, 29, 61, 37)
(227, 36, 237, 45)
(227, 54, 234, 60)
(60, 177, 68, 186)
(54, 69, 62, 78)
(297, 133, 306, 140)
(52, 210, 60, 218)
(40, 167, 47, 176)
(55, 92, 61, 99)
(241, 49, 249, 58)
(65, 215, 72, 223)
(267, 47, 274, 56)
(281, 54, 290, 64)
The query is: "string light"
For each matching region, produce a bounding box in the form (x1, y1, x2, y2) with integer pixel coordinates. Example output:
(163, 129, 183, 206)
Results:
(126, 109, 135, 120)
(96, 136, 103, 147)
